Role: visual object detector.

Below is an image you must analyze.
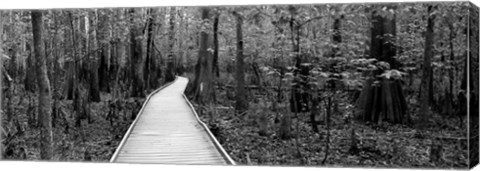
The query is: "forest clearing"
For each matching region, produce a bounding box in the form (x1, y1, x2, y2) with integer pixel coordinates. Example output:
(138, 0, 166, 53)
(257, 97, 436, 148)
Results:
(0, 2, 479, 169)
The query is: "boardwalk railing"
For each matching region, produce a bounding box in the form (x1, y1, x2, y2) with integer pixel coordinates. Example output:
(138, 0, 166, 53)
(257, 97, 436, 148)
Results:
(109, 77, 178, 162)
(110, 76, 235, 165)
(182, 94, 236, 165)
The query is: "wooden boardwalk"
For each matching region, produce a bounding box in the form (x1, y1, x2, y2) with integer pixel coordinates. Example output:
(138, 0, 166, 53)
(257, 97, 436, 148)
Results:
(110, 77, 235, 165)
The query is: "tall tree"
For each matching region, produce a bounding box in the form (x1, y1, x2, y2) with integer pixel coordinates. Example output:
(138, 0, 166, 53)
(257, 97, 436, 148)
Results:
(31, 10, 53, 160)
(468, 3, 479, 167)
(165, 7, 176, 82)
(144, 8, 159, 90)
(356, 4, 408, 124)
(128, 8, 145, 97)
(288, 5, 311, 114)
(420, 5, 436, 123)
(213, 10, 220, 77)
(233, 10, 248, 113)
(186, 7, 216, 104)
(97, 9, 111, 92)
(88, 11, 101, 102)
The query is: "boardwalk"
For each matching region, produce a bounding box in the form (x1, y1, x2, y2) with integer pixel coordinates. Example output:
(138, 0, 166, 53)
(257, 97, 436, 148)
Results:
(110, 77, 234, 165)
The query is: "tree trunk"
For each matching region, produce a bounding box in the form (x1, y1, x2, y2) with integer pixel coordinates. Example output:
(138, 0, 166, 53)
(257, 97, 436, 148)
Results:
(145, 8, 159, 90)
(31, 10, 53, 160)
(97, 9, 111, 92)
(329, 10, 344, 115)
(88, 11, 101, 102)
(369, 5, 399, 69)
(24, 44, 37, 92)
(186, 7, 216, 104)
(63, 12, 80, 102)
(213, 12, 220, 77)
(165, 7, 176, 82)
(420, 5, 435, 124)
(332, 12, 343, 57)
(288, 6, 310, 113)
(233, 11, 248, 113)
(109, 9, 124, 96)
(128, 8, 145, 97)
(468, 5, 479, 167)
(310, 92, 320, 133)
(356, 5, 408, 124)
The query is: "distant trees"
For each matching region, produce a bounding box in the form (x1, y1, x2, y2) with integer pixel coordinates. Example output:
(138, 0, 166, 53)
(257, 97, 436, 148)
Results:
(31, 10, 53, 160)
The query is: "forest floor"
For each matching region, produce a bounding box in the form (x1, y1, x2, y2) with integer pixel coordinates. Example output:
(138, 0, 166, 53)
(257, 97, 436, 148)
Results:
(2, 80, 468, 168)
(193, 88, 469, 169)
(2, 88, 145, 162)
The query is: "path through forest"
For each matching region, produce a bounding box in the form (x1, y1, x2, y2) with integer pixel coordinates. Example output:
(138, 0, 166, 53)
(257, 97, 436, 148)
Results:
(111, 77, 232, 165)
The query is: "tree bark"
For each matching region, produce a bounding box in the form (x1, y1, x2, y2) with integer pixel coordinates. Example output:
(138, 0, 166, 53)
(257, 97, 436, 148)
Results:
(88, 11, 101, 102)
(24, 44, 37, 92)
(213, 12, 220, 77)
(97, 9, 111, 92)
(186, 7, 216, 104)
(128, 8, 145, 97)
(357, 5, 408, 124)
(145, 8, 159, 90)
(468, 5, 479, 167)
(165, 7, 176, 82)
(31, 10, 53, 160)
(369, 5, 399, 70)
(420, 5, 435, 123)
(288, 6, 310, 113)
(233, 11, 248, 113)
(332, 12, 343, 57)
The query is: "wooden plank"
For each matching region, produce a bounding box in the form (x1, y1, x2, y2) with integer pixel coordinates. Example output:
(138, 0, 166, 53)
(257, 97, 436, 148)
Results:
(111, 77, 233, 165)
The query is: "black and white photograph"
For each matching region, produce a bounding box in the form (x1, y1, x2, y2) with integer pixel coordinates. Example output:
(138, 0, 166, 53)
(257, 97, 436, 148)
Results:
(0, 1, 479, 170)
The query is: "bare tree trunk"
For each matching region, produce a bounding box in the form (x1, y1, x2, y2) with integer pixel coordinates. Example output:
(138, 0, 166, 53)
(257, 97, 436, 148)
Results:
(213, 12, 220, 77)
(88, 11, 101, 102)
(97, 9, 111, 92)
(186, 7, 216, 104)
(420, 5, 436, 124)
(165, 7, 176, 82)
(31, 10, 53, 160)
(128, 8, 145, 97)
(24, 45, 37, 92)
(233, 11, 248, 113)
(145, 8, 159, 90)
(356, 5, 408, 124)
(288, 6, 310, 114)
(468, 5, 479, 167)
(64, 12, 79, 102)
